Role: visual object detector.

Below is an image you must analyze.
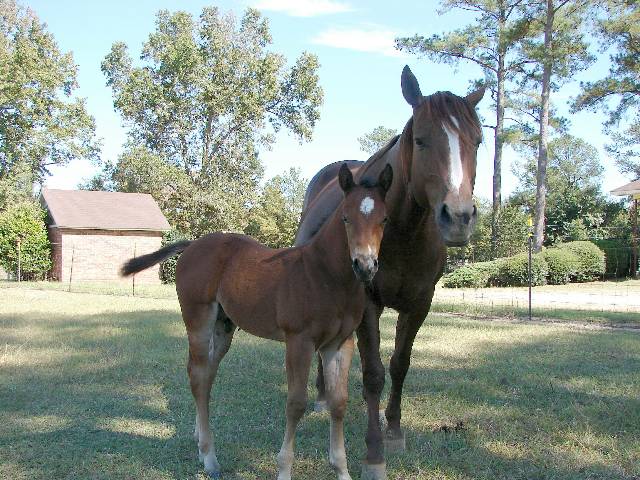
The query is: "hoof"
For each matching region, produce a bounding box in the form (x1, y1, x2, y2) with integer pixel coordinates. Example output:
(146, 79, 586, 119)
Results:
(384, 429, 406, 453)
(360, 462, 387, 480)
(313, 400, 328, 413)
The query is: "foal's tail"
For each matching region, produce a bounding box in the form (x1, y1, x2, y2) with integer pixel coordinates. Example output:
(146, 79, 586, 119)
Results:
(120, 240, 192, 277)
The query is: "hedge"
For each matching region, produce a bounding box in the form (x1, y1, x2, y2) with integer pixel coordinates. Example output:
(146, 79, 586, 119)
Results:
(495, 252, 548, 287)
(442, 260, 501, 288)
(542, 247, 580, 285)
(159, 229, 192, 284)
(557, 241, 605, 282)
(593, 239, 631, 278)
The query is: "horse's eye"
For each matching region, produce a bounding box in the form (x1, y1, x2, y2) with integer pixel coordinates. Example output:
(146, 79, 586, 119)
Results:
(382, 216, 388, 225)
(342, 215, 349, 224)
(415, 138, 426, 148)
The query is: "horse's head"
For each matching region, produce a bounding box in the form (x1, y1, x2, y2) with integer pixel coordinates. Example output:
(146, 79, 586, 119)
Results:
(400, 66, 485, 247)
(338, 163, 393, 283)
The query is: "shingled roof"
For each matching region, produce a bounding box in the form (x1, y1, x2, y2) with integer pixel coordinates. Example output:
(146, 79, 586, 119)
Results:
(611, 179, 640, 196)
(41, 189, 170, 231)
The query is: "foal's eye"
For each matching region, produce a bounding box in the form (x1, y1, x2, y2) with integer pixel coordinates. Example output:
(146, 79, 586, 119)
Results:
(342, 215, 349, 224)
(382, 216, 388, 225)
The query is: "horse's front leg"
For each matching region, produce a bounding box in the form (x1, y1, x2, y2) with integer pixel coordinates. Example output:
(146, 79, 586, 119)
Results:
(320, 334, 355, 480)
(277, 334, 314, 480)
(384, 294, 432, 452)
(356, 301, 387, 480)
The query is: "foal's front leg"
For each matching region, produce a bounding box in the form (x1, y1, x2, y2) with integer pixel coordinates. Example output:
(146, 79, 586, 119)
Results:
(277, 334, 314, 480)
(320, 334, 355, 480)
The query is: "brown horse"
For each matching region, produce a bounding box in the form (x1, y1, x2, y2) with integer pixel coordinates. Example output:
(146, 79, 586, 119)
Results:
(121, 164, 392, 480)
(295, 66, 484, 480)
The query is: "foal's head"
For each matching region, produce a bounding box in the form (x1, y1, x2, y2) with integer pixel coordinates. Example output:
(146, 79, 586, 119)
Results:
(338, 163, 393, 283)
(400, 65, 485, 246)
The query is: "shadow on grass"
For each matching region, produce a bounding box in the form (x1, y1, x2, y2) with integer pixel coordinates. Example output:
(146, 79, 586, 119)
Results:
(1, 307, 639, 479)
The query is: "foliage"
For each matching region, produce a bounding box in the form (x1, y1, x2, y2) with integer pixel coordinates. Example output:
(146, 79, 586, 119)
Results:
(99, 7, 322, 237)
(357, 126, 398, 155)
(594, 238, 633, 278)
(244, 168, 306, 248)
(510, 134, 621, 245)
(0, 0, 98, 200)
(159, 229, 192, 284)
(542, 247, 580, 285)
(558, 240, 606, 282)
(442, 260, 501, 288)
(572, 0, 640, 179)
(0, 201, 51, 279)
(495, 252, 548, 287)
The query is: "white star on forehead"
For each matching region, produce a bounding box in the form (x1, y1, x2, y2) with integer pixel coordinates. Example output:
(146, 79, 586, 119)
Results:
(360, 196, 374, 216)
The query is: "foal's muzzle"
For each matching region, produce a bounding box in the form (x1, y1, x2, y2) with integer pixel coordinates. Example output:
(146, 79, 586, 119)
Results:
(352, 256, 379, 283)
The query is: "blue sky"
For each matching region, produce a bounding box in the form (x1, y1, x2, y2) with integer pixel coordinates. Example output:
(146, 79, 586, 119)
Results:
(26, 0, 626, 200)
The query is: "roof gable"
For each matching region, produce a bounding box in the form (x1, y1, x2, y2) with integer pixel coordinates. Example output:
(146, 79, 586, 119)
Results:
(41, 189, 170, 231)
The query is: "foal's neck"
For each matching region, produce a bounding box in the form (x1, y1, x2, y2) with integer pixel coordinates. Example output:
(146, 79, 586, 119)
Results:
(302, 207, 354, 283)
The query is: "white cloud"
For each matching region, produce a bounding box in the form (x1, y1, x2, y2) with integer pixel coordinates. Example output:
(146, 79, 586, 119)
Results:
(312, 27, 404, 57)
(253, 0, 353, 17)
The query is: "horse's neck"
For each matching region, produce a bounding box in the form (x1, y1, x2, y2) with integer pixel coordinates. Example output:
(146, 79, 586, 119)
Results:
(363, 138, 430, 228)
(302, 210, 354, 284)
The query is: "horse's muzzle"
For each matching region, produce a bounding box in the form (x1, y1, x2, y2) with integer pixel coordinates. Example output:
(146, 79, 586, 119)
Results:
(352, 256, 379, 283)
(436, 202, 477, 246)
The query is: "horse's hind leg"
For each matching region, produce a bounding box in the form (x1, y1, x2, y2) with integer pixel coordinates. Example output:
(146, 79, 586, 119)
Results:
(320, 334, 355, 480)
(184, 301, 235, 478)
(277, 334, 314, 480)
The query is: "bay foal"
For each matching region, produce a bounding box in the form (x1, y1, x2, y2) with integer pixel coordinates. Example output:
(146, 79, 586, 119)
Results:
(121, 164, 392, 479)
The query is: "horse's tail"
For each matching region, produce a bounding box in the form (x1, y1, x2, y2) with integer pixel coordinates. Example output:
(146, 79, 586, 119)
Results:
(120, 240, 192, 277)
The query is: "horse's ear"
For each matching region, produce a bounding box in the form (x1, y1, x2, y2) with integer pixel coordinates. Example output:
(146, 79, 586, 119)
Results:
(465, 86, 485, 108)
(401, 65, 423, 108)
(378, 164, 393, 195)
(338, 163, 355, 193)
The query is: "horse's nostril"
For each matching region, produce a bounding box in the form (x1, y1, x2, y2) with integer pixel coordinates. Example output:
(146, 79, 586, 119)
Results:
(440, 204, 452, 224)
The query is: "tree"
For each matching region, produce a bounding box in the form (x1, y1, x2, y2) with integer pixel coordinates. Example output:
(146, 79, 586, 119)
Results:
(245, 167, 306, 248)
(510, 134, 621, 244)
(357, 126, 398, 155)
(572, 0, 640, 179)
(396, 0, 534, 258)
(100, 7, 322, 236)
(0, 0, 98, 204)
(0, 201, 51, 280)
(518, 0, 595, 251)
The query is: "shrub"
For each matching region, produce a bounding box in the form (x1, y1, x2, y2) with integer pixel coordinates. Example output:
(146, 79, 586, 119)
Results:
(159, 229, 192, 284)
(0, 202, 51, 280)
(558, 241, 605, 282)
(543, 247, 580, 285)
(593, 239, 631, 278)
(442, 260, 501, 288)
(495, 252, 548, 287)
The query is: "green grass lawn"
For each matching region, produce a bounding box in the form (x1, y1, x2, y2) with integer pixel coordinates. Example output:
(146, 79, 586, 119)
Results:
(1, 286, 639, 479)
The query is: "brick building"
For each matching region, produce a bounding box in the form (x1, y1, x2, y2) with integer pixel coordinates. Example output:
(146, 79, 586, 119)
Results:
(41, 189, 170, 284)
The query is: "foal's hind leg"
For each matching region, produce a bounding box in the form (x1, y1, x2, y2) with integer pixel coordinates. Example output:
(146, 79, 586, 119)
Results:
(277, 334, 314, 480)
(320, 335, 355, 480)
(184, 302, 235, 478)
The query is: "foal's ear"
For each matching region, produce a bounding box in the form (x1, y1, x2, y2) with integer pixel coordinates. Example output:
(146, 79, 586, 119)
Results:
(338, 163, 355, 193)
(401, 65, 423, 108)
(465, 85, 485, 108)
(378, 164, 393, 195)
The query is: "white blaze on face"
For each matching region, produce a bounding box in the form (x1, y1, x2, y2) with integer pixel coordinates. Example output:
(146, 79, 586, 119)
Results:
(360, 196, 375, 216)
(443, 115, 463, 194)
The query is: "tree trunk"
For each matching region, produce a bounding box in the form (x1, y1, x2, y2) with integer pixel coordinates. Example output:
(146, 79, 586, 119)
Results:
(492, 43, 506, 258)
(534, 0, 554, 252)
